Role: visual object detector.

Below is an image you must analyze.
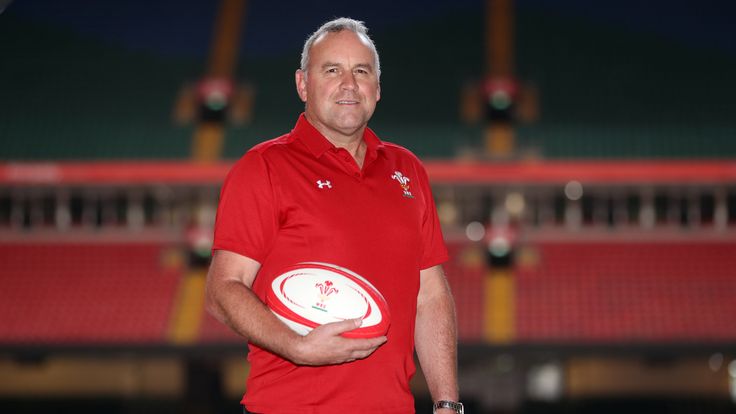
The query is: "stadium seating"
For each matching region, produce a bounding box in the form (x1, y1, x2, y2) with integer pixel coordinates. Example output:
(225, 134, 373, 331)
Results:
(0, 242, 182, 344)
(515, 241, 736, 343)
(4, 239, 734, 347)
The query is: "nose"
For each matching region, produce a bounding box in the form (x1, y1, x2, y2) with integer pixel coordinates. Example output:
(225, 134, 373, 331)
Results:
(340, 72, 358, 91)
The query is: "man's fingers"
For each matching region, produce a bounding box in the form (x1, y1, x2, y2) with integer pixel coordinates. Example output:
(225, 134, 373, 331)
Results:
(349, 338, 387, 358)
(347, 335, 387, 360)
(318, 320, 387, 346)
(364, 335, 388, 348)
(318, 318, 363, 335)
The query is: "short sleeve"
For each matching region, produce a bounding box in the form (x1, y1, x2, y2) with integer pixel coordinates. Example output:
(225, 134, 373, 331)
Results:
(416, 162, 449, 269)
(212, 151, 279, 263)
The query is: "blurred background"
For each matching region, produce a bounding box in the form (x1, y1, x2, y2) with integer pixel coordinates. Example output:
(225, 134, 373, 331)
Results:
(1, 0, 736, 413)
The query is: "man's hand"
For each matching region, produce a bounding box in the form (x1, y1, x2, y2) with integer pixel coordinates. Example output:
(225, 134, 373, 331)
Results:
(289, 318, 387, 366)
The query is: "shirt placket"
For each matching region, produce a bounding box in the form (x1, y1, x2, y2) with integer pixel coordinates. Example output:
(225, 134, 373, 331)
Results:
(330, 148, 364, 180)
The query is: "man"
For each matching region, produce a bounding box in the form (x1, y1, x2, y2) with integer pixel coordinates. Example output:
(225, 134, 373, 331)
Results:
(205, 17, 461, 414)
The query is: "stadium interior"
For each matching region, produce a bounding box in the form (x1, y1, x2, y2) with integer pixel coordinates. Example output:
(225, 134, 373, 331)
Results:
(1, 0, 736, 413)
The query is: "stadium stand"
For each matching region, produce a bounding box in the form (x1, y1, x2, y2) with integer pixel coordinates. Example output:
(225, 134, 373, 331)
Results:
(2, 7, 735, 160)
(515, 241, 736, 343)
(2, 161, 734, 350)
(0, 242, 182, 345)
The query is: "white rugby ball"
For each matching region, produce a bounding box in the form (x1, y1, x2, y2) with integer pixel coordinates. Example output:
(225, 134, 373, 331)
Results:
(266, 262, 390, 338)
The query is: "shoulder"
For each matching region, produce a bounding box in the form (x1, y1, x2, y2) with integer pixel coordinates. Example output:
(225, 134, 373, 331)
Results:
(380, 140, 424, 165)
(232, 132, 298, 167)
(247, 133, 292, 157)
(225, 133, 293, 183)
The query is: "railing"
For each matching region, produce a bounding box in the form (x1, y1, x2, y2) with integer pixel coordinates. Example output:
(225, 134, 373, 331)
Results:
(1, 160, 735, 236)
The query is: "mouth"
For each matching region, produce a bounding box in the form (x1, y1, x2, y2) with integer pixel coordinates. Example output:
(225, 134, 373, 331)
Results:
(335, 99, 359, 105)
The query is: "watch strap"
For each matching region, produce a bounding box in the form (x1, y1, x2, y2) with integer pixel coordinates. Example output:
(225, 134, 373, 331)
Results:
(433, 400, 464, 414)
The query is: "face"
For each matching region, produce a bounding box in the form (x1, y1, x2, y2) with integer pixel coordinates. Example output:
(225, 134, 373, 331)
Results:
(296, 30, 381, 142)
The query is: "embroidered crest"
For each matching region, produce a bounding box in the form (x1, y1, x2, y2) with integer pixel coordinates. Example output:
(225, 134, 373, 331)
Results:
(316, 180, 332, 189)
(391, 171, 414, 198)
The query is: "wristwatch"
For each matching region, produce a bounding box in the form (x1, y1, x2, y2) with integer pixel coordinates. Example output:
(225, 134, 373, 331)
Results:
(432, 400, 464, 414)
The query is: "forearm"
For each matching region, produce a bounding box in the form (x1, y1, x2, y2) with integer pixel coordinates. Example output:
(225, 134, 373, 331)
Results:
(415, 270, 459, 403)
(206, 278, 302, 360)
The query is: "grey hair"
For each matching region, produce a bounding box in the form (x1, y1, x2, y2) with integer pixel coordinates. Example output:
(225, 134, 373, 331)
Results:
(300, 17, 381, 79)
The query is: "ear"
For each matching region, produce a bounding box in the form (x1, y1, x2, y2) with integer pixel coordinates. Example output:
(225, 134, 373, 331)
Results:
(376, 82, 381, 102)
(295, 69, 307, 102)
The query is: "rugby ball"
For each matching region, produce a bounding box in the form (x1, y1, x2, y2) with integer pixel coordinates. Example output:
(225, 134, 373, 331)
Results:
(266, 262, 390, 338)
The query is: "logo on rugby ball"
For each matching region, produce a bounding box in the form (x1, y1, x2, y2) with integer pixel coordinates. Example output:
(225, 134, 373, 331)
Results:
(313, 280, 339, 311)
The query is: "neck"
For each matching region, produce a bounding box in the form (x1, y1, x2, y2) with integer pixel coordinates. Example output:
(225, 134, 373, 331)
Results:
(305, 114, 368, 167)
(334, 136, 367, 168)
(333, 134, 364, 155)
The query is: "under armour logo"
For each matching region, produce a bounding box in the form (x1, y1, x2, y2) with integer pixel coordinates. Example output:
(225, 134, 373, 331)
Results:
(316, 180, 332, 189)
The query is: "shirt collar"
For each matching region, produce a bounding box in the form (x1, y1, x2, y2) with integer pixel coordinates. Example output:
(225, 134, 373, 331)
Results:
(291, 113, 385, 160)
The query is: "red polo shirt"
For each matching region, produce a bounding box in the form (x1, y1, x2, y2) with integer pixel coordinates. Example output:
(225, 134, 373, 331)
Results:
(213, 114, 448, 413)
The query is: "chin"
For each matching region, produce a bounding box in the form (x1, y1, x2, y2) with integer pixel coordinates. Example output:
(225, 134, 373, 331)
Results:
(334, 115, 368, 130)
